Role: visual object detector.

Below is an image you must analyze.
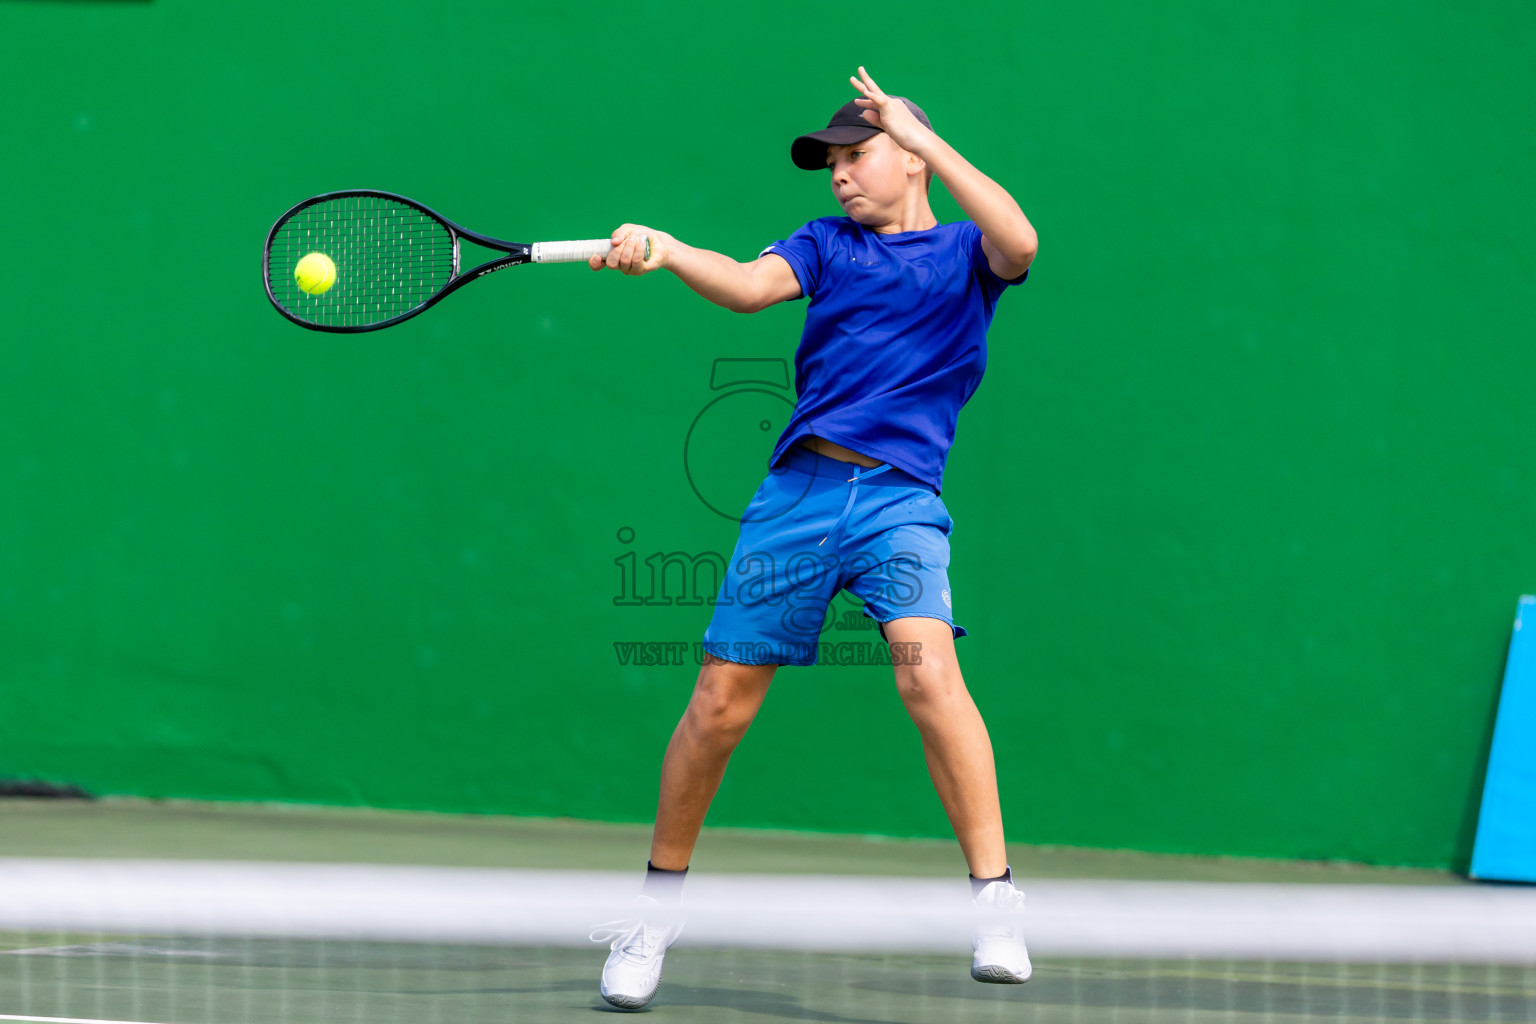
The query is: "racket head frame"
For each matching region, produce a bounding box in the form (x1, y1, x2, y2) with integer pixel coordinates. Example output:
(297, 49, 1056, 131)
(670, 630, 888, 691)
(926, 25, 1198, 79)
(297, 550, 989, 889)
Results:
(262, 188, 533, 333)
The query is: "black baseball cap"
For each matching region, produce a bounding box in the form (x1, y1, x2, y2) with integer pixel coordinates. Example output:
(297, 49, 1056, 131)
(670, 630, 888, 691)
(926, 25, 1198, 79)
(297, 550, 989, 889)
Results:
(790, 97, 933, 171)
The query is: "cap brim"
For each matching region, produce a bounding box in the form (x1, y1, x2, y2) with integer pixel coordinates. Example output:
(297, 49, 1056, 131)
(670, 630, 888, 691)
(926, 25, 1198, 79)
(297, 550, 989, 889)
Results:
(790, 125, 882, 170)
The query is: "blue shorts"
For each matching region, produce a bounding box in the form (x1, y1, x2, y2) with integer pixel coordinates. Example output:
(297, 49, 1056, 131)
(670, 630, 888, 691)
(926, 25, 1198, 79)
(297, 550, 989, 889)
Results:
(701, 444, 967, 667)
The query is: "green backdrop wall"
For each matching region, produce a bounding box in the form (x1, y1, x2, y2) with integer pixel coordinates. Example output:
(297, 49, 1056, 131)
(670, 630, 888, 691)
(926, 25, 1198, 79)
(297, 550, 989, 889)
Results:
(1, 1, 1532, 870)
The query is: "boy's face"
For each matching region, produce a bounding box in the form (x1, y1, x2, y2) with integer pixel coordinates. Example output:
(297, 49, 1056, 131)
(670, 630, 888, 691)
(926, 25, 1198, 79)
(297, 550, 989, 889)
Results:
(825, 133, 922, 224)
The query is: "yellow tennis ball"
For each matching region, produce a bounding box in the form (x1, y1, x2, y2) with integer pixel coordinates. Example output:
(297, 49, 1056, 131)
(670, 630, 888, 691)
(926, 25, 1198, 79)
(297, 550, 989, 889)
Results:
(295, 252, 337, 296)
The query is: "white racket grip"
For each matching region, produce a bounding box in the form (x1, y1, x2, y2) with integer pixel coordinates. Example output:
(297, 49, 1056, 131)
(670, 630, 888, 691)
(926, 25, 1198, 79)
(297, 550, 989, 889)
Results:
(531, 236, 650, 264)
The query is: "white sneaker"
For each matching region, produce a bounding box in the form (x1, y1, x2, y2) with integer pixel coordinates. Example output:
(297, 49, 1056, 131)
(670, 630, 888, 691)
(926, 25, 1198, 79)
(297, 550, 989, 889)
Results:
(591, 895, 684, 1009)
(970, 880, 1032, 983)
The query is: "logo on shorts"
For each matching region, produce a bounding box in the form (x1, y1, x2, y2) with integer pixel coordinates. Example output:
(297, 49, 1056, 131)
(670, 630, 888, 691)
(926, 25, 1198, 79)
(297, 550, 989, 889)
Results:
(941, 588, 951, 608)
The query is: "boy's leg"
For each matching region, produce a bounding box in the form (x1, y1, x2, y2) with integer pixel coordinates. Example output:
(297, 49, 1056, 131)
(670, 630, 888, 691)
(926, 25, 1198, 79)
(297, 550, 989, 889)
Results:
(884, 615, 1030, 984)
(599, 653, 775, 1010)
(650, 653, 778, 869)
(882, 615, 1008, 878)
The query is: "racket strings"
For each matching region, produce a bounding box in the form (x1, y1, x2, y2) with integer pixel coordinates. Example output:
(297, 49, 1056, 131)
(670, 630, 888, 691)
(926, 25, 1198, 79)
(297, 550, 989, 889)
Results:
(266, 195, 456, 329)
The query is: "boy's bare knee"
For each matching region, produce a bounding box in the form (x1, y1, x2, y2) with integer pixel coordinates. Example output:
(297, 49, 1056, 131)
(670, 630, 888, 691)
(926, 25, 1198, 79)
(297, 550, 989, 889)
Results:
(686, 658, 775, 739)
(686, 699, 749, 742)
(894, 658, 963, 709)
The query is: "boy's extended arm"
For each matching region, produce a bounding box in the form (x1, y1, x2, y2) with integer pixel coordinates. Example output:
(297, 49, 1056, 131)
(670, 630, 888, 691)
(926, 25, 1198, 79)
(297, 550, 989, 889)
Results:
(589, 225, 801, 314)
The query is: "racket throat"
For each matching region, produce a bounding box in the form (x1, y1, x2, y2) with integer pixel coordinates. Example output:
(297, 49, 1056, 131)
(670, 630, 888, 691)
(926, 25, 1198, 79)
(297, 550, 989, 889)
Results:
(470, 248, 533, 278)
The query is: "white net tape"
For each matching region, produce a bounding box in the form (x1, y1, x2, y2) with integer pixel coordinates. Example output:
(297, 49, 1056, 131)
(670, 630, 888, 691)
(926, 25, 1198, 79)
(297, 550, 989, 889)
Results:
(3, 860, 1534, 961)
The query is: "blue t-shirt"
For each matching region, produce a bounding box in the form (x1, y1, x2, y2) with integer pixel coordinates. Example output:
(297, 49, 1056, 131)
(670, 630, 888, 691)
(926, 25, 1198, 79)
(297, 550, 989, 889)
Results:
(760, 216, 1028, 494)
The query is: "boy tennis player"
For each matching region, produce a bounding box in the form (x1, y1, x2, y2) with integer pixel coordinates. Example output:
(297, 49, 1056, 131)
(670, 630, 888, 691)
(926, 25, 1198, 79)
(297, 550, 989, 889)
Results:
(588, 67, 1038, 1009)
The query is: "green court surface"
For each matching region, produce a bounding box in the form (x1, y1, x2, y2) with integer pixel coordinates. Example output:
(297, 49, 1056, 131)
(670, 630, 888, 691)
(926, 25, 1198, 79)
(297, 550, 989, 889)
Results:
(0, 798, 1463, 884)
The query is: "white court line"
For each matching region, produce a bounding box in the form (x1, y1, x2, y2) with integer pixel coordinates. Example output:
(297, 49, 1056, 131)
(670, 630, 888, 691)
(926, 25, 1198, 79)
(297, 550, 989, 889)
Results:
(0, 1016, 168, 1024)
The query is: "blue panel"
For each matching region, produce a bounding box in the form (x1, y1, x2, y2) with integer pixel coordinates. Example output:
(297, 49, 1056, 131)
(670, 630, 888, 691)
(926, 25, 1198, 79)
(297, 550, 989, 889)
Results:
(1471, 595, 1536, 882)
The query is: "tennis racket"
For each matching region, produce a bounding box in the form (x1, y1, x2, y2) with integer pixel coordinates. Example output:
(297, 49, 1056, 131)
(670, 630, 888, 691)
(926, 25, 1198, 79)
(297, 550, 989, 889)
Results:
(262, 189, 648, 333)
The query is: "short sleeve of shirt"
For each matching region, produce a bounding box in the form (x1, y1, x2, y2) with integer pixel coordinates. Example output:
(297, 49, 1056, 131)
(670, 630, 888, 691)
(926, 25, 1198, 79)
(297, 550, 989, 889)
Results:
(759, 220, 824, 300)
(964, 220, 1029, 293)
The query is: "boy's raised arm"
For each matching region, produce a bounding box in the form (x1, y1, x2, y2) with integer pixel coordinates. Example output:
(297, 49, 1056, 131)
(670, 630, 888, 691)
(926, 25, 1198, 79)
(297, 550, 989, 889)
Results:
(590, 225, 802, 314)
(849, 66, 1038, 281)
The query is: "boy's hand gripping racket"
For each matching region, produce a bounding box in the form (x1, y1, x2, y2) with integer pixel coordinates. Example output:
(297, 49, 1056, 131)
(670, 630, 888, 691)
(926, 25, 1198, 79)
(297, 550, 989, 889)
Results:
(262, 189, 648, 332)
